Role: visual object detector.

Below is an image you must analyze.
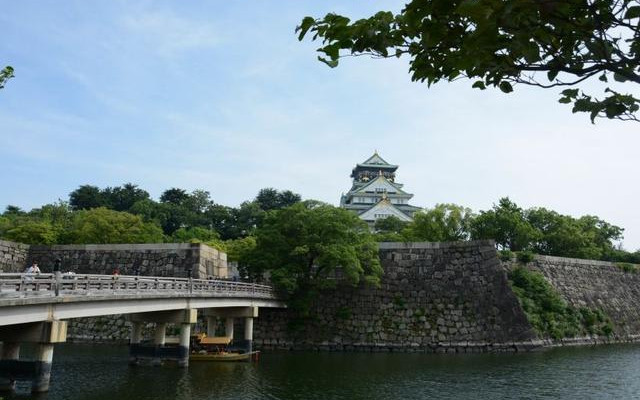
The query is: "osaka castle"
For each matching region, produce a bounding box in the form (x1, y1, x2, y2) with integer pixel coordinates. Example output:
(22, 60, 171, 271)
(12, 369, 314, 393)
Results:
(340, 152, 421, 224)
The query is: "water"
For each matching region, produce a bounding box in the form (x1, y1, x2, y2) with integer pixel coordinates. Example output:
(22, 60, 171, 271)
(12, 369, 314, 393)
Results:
(7, 343, 640, 399)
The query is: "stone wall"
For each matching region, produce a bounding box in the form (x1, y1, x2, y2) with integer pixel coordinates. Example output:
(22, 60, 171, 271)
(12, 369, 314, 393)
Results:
(526, 255, 640, 339)
(7, 237, 640, 351)
(26, 243, 226, 278)
(253, 240, 538, 353)
(0, 239, 29, 272)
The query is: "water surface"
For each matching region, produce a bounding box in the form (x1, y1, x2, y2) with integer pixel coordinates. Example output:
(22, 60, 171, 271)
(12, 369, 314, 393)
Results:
(8, 343, 640, 399)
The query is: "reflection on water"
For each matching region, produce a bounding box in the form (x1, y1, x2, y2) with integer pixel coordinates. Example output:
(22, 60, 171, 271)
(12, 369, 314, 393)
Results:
(5, 343, 640, 399)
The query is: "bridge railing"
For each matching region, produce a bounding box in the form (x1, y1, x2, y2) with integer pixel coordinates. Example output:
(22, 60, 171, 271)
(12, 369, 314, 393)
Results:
(0, 273, 275, 300)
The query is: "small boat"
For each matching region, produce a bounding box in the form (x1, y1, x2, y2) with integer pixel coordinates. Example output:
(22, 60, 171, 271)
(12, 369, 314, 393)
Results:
(189, 334, 259, 362)
(190, 351, 259, 362)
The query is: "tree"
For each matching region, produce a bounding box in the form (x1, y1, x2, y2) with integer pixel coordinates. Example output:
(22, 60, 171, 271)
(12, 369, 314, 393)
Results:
(374, 215, 408, 233)
(225, 236, 258, 280)
(471, 197, 540, 251)
(255, 188, 302, 211)
(404, 204, 474, 242)
(526, 207, 591, 257)
(3, 221, 58, 245)
(159, 188, 189, 205)
(249, 201, 382, 315)
(232, 201, 266, 238)
(170, 226, 220, 243)
(64, 207, 164, 244)
(298, 1, 640, 122)
(205, 203, 237, 240)
(69, 185, 106, 210)
(3, 205, 24, 216)
(0, 66, 13, 90)
(373, 215, 409, 242)
(103, 183, 150, 212)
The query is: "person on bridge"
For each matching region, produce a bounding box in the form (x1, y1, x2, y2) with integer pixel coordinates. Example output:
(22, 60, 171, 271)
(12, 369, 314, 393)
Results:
(112, 268, 120, 276)
(25, 262, 41, 274)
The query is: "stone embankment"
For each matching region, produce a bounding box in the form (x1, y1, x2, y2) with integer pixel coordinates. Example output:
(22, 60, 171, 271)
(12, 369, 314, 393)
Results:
(527, 255, 640, 339)
(254, 241, 539, 353)
(3, 238, 640, 351)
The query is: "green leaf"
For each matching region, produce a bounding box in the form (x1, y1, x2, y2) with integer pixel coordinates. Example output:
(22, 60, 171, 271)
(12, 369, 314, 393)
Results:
(297, 17, 316, 41)
(561, 89, 579, 97)
(598, 73, 608, 82)
(624, 6, 640, 19)
(472, 80, 486, 90)
(558, 97, 572, 104)
(547, 70, 559, 81)
(317, 56, 339, 68)
(613, 73, 627, 82)
(499, 81, 513, 93)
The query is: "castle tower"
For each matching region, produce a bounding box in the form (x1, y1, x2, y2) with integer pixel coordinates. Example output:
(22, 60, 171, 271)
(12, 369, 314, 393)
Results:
(340, 152, 421, 225)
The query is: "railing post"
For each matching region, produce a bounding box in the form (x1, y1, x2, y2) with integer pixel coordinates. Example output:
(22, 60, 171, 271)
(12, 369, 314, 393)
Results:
(54, 271, 61, 296)
(53, 258, 61, 297)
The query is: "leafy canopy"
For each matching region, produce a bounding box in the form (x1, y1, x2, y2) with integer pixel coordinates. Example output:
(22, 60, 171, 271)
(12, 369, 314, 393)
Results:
(0, 66, 14, 90)
(405, 203, 475, 242)
(249, 201, 382, 314)
(298, 1, 640, 122)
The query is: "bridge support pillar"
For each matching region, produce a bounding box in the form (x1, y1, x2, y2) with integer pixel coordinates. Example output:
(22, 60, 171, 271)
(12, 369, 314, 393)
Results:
(152, 323, 167, 366)
(32, 344, 54, 392)
(0, 321, 66, 394)
(206, 316, 217, 337)
(178, 323, 191, 368)
(203, 307, 257, 353)
(128, 322, 143, 366)
(127, 310, 196, 367)
(0, 342, 20, 391)
(225, 317, 234, 340)
(244, 317, 253, 354)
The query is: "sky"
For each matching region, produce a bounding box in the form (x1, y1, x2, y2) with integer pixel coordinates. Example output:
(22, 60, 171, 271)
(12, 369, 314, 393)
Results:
(1, 1, 639, 250)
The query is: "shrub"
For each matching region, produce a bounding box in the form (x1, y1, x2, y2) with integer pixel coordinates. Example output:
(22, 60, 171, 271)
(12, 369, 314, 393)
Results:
(516, 250, 535, 264)
(509, 266, 613, 339)
(499, 250, 514, 262)
(616, 262, 638, 273)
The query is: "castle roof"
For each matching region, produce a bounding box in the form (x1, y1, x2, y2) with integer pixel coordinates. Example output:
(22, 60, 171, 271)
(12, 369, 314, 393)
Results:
(355, 152, 398, 170)
(357, 197, 413, 222)
(350, 174, 409, 196)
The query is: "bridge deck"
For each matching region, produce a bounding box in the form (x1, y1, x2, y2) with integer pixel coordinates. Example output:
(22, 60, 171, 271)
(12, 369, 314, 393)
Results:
(0, 273, 284, 326)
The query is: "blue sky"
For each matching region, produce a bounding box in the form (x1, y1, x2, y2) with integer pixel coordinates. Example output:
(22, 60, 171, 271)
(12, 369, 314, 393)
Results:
(2, 1, 639, 250)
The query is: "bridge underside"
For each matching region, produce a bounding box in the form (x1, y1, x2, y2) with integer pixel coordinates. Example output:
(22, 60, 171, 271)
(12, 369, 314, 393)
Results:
(0, 296, 283, 327)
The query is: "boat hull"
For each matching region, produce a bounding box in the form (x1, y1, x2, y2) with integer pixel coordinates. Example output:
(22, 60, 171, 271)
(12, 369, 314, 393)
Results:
(189, 351, 259, 362)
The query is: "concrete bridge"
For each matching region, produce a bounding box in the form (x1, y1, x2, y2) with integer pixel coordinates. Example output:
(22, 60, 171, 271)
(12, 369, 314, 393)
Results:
(0, 272, 284, 393)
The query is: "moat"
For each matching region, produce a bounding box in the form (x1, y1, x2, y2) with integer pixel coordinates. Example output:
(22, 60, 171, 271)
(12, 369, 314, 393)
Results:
(9, 343, 640, 399)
